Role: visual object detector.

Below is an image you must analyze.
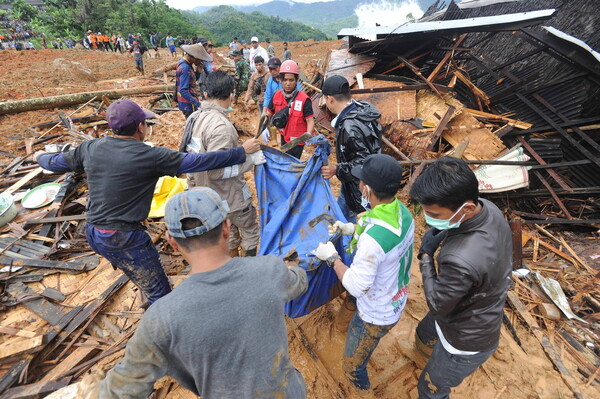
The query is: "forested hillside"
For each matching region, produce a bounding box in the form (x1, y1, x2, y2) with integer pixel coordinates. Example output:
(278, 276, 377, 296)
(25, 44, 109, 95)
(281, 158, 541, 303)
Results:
(182, 5, 329, 45)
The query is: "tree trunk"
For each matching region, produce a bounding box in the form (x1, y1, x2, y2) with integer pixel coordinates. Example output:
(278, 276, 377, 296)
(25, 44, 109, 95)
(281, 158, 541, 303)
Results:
(153, 62, 178, 74)
(0, 85, 175, 115)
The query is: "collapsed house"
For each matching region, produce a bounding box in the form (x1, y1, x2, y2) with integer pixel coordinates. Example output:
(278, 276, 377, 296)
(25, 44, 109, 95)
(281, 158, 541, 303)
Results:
(0, 1, 598, 398)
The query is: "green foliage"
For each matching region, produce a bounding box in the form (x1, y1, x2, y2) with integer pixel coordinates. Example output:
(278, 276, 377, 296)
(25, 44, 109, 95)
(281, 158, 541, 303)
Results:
(21, 0, 202, 41)
(9, 0, 38, 21)
(184, 5, 329, 46)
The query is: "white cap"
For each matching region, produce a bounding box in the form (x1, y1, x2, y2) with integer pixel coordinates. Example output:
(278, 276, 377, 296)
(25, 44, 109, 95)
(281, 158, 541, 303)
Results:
(251, 36, 259, 43)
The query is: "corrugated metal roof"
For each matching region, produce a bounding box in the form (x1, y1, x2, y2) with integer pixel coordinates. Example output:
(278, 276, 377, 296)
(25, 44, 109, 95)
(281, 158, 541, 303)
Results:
(338, 8, 556, 40)
(543, 26, 600, 63)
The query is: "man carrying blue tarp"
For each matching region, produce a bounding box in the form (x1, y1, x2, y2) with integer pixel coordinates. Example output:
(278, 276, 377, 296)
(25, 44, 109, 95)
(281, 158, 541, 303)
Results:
(313, 154, 414, 396)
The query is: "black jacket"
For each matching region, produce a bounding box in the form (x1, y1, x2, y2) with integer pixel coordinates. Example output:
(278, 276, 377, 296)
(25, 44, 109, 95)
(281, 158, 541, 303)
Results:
(420, 199, 512, 351)
(334, 100, 382, 213)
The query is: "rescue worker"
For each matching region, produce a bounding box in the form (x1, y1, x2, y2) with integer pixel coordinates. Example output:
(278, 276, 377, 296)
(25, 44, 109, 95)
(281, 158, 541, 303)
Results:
(409, 157, 512, 399)
(320, 75, 382, 223)
(249, 36, 268, 72)
(229, 49, 250, 103)
(95, 188, 308, 399)
(181, 71, 264, 257)
(314, 154, 414, 396)
(263, 60, 314, 159)
(34, 99, 262, 308)
(176, 43, 212, 118)
(245, 55, 269, 114)
(265, 37, 275, 58)
(281, 41, 291, 61)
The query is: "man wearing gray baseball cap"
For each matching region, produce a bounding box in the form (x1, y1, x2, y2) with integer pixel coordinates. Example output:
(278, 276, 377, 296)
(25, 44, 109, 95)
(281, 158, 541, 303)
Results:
(97, 188, 308, 399)
(34, 99, 262, 308)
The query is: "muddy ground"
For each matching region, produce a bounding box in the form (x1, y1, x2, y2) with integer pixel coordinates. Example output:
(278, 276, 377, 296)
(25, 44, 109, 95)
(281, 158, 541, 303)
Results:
(0, 42, 595, 399)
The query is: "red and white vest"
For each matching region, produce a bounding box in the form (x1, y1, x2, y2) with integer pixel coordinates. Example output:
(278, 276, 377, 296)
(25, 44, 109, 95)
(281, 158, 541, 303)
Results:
(271, 90, 310, 143)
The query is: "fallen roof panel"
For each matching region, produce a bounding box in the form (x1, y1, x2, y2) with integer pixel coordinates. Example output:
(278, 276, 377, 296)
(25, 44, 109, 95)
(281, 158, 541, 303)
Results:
(543, 26, 600, 64)
(338, 8, 556, 40)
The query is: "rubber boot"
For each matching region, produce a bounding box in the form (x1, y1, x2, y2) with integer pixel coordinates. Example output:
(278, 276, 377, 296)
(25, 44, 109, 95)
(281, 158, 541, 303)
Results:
(335, 294, 357, 332)
(229, 248, 240, 257)
(244, 247, 257, 257)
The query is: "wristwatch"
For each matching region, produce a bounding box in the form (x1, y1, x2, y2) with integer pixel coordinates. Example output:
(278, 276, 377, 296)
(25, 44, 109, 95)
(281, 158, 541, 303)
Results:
(326, 254, 341, 267)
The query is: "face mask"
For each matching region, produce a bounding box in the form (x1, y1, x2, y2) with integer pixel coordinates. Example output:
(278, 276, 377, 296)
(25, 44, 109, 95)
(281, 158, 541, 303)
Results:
(360, 186, 371, 210)
(424, 203, 467, 230)
(226, 106, 234, 112)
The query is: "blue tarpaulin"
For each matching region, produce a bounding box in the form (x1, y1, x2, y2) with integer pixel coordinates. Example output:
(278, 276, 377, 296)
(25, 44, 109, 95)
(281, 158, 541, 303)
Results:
(255, 135, 354, 318)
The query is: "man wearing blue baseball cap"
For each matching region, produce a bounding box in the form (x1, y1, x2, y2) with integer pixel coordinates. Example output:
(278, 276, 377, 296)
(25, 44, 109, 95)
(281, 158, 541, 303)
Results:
(34, 99, 262, 307)
(97, 188, 308, 399)
(313, 154, 414, 395)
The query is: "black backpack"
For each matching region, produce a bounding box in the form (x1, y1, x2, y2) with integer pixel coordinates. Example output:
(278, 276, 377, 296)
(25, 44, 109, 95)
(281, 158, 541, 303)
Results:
(253, 75, 266, 96)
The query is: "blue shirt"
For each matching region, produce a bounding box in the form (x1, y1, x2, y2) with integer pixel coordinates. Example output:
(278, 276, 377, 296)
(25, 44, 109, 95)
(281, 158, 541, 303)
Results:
(263, 77, 301, 110)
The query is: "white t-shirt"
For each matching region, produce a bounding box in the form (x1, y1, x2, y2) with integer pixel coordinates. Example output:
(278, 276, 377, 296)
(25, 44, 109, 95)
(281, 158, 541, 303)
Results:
(435, 321, 480, 355)
(342, 221, 414, 326)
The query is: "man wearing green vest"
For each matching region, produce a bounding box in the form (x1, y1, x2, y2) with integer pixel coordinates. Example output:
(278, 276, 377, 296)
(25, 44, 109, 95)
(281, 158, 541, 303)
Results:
(313, 154, 414, 395)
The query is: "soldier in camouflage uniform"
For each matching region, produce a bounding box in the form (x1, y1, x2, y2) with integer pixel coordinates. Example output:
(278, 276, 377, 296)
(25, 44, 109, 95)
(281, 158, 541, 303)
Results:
(229, 50, 251, 103)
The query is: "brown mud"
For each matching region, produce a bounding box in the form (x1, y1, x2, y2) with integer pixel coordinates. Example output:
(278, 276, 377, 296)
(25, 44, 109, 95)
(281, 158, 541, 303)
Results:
(0, 42, 596, 399)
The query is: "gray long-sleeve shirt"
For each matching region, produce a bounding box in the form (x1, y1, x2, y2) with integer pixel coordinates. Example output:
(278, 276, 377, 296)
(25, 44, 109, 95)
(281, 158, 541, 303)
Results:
(99, 255, 308, 399)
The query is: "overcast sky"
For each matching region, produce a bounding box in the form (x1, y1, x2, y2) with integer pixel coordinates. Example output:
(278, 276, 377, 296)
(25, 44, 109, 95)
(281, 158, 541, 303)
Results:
(165, 0, 334, 10)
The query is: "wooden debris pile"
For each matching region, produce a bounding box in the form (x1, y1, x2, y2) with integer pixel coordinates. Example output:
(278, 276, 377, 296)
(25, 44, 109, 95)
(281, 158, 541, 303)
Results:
(0, 97, 186, 398)
(507, 223, 600, 396)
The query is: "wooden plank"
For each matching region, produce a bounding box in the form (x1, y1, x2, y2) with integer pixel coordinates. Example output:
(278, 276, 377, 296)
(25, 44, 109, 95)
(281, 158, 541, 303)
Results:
(6, 282, 68, 326)
(465, 108, 533, 130)
(507, 291, 585, 399)
(427, 34, 468, 82)
(1, 167, 43, 196)
(454, 70, 491, 106)
(0, 326, 38, 338)
(398, 56, 441, 96)
(0, 377, 71, 399)
(0, 335, 45, 359)
(24, 214, 87, 225)
(522, 231, 574, 263)
(533, 170, 573, 219)
(40, 339, 99, 382)
(0, 256, 87, 271)
(427, 105, 456, 151)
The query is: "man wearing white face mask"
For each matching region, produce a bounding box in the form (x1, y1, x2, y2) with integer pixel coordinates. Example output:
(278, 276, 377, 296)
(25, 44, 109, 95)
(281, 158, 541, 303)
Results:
(409, 156, 512, 399)
(313, 154, 414, 396)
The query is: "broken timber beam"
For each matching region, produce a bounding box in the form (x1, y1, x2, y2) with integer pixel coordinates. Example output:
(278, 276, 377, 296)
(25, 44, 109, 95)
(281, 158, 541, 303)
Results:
(507, 292, 585, 399)
(427, 34, 468, 82)
(427, 105, 456, 151)
(518, 137, 572, 192)
(0, 256, 87, 271)
(0, 85, 174, 115)
(25, 214, 87, 225)
(397, 56, 442, 96)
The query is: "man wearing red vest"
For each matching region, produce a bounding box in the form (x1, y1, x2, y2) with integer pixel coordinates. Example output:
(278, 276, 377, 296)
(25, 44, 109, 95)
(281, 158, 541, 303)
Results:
(264, 60, 314, 159)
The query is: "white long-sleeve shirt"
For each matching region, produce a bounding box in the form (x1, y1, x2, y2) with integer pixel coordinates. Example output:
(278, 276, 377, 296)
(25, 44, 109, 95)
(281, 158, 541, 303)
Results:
(249, 45, 269, 72)
(342, 219, 415, 326)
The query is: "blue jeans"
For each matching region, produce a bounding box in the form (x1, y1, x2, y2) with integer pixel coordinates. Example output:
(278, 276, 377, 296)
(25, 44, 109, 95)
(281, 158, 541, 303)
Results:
(417, 313, 497, 399)
(86, 224, 171, 304)
(337, 191, 357, 223)
(343, 312, 396, 391)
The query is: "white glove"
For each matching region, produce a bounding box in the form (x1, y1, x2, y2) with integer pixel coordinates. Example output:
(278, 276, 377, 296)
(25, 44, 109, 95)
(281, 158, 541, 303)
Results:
(249, 150, 266, 165)
(260, 128, 270, 143)
(312, 241, 338, 261)
(328, 221, 355, 236)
